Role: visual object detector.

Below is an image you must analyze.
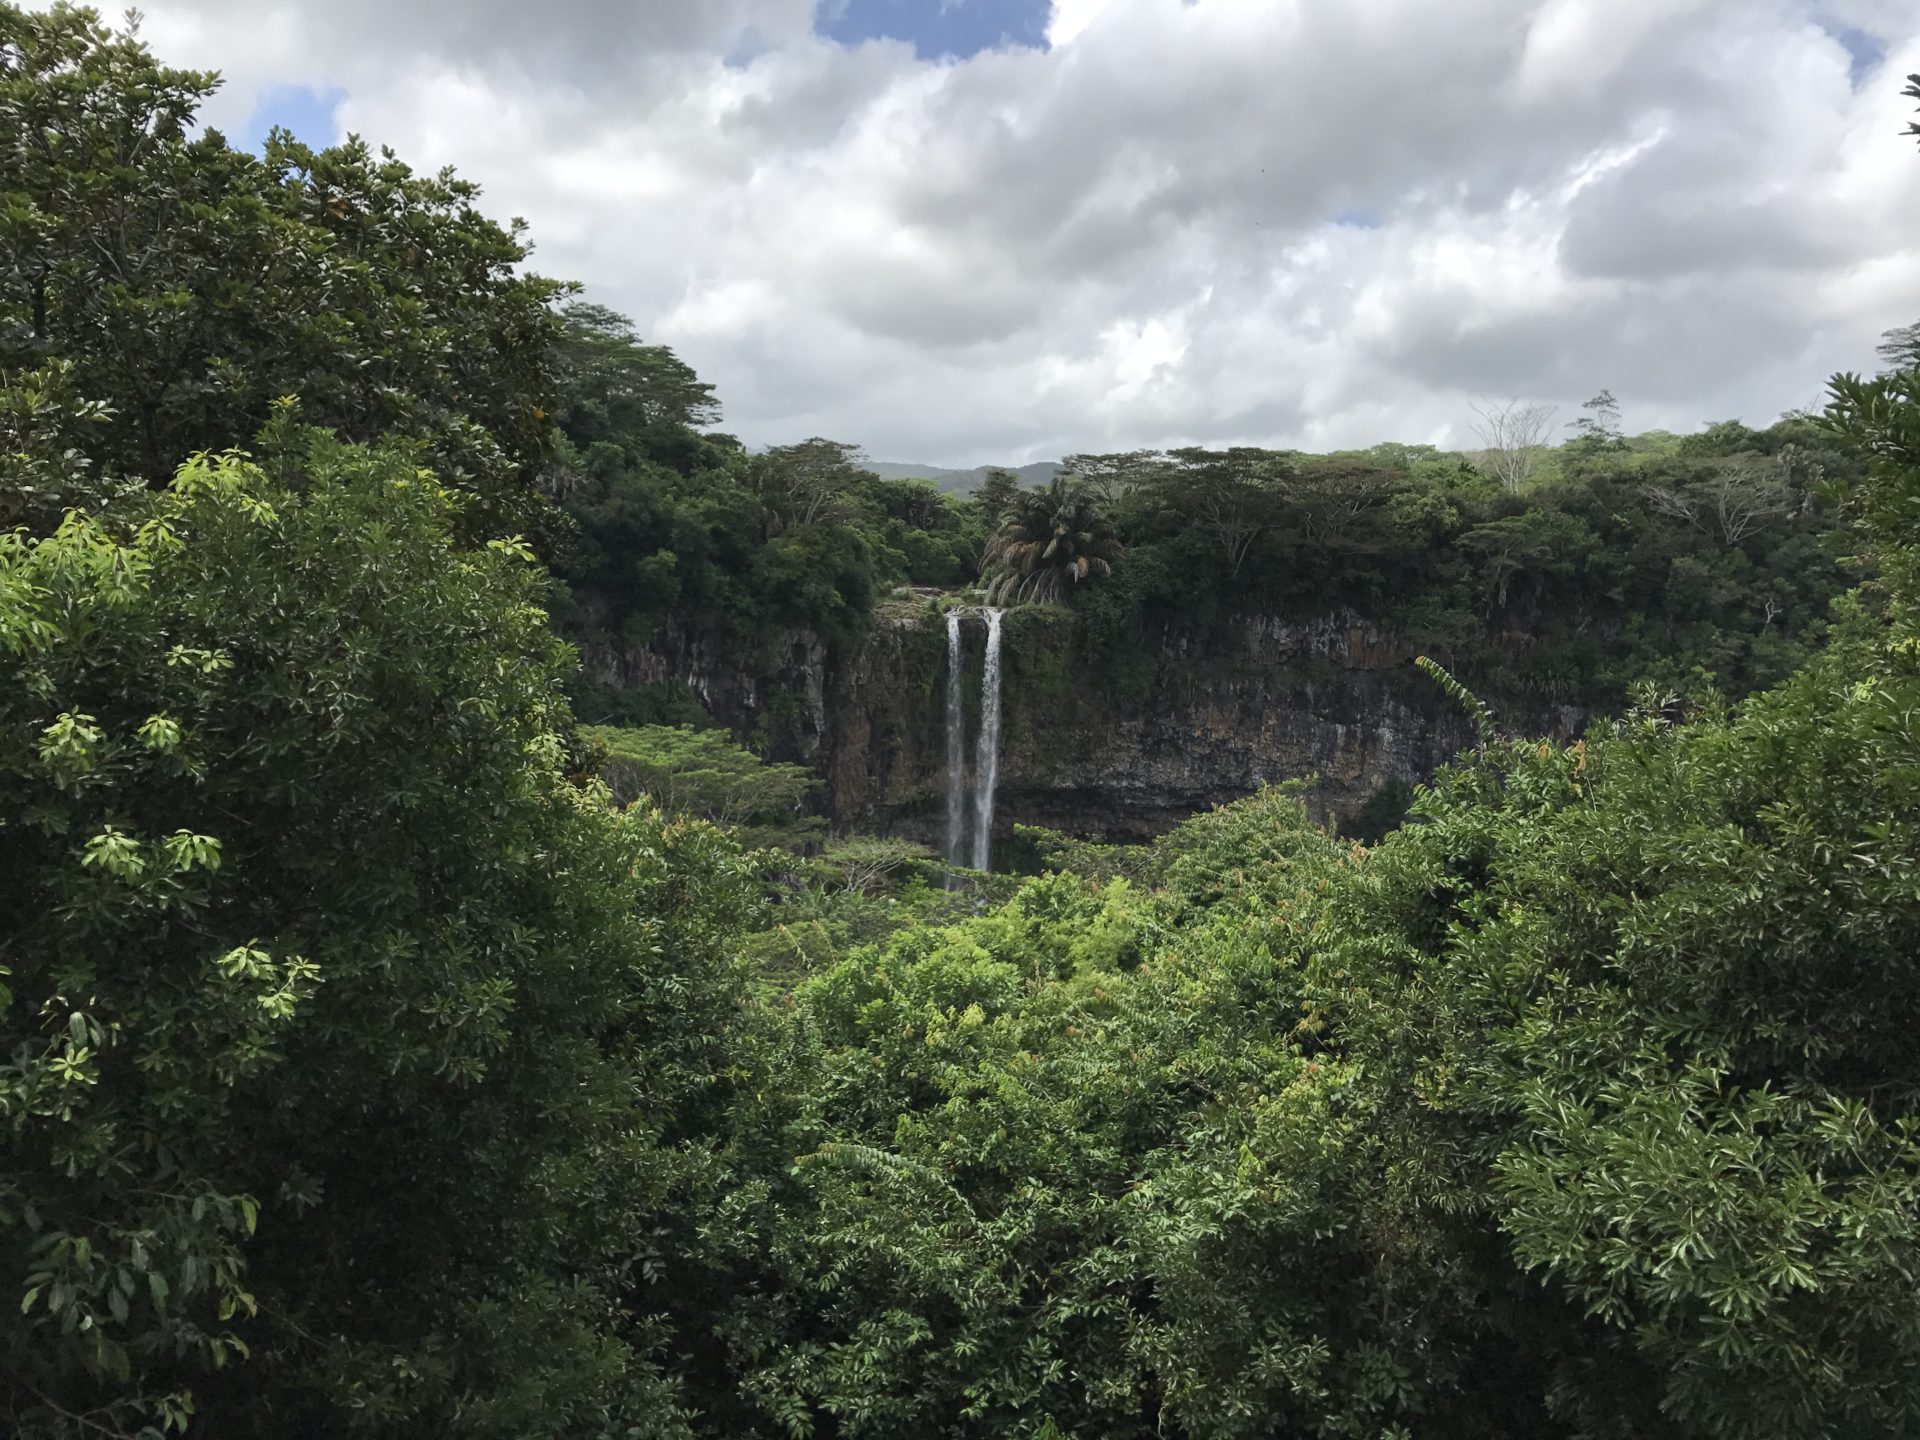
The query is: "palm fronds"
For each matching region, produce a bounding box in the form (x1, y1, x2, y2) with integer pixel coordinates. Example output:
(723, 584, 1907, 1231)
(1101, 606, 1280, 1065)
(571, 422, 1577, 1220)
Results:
(980, 476, 1123, 606)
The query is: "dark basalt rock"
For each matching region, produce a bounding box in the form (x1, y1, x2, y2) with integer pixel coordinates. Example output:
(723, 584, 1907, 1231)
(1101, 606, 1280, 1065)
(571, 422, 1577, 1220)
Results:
(576, 598, 1586, 846)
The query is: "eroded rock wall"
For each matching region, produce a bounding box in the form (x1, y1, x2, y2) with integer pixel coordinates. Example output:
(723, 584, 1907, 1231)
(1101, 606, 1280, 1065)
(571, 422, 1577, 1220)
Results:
(821, 603, 1585, 844)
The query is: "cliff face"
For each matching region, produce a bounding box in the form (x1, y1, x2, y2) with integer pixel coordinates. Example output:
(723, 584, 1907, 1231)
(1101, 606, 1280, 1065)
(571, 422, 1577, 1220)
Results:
(579, 599, 1585, 845)
(824, 603, 1586, 844)
(574, 601, 835, 762)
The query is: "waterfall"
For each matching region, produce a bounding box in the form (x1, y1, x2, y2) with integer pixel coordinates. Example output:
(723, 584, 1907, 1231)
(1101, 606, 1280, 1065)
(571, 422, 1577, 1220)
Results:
(971, 608, 1004, 872)
(943, 610, 968, 868)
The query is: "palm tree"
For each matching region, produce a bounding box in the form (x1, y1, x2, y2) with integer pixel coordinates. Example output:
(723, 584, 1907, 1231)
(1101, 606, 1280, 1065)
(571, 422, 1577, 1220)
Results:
(981, 476, 1123, 605)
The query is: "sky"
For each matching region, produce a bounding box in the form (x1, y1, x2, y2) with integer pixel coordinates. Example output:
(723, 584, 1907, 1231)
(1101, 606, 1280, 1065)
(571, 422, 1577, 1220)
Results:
(133, 0, 1920, 466)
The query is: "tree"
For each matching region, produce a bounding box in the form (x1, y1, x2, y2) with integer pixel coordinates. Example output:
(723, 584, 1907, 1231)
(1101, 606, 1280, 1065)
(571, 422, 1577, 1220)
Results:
(874, 478, 939, 533)
(1459, 506, 1591, 609)
(1289, 457, 1402, 551)
(816, 836, 938, 895)
(982, 476, 1124, 606)
(1646, 458, 1794, 546)
(1152, 446, 1292, 577)
(1062, 449, 1157, 512)
(0, 433, 747, 1435)
(581, 723, 817, 831)
(972, 466, 1021, 528)
(1681, 418, 1770, 457)
(1828, 321, 1920, 640)
(0, 4, 567, 535)
(1470, 399, 1558, 492)
(1876, 321, 1920, 375)
(1565, 389, 1625, 453)
(750, 437, 873, 536)
(550, 302, 719, 441)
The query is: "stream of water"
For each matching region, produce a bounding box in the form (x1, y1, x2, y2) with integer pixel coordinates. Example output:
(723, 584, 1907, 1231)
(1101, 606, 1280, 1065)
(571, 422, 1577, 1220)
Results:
(944, 610, 968, 869)
(971, 608, 1004, 872)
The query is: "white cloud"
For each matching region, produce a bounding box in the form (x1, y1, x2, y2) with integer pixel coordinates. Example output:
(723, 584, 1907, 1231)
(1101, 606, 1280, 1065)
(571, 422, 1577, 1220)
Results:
(1045, 0, 1115, 47)
(131, 0, 1920, 463)
(1515, 0, 1712, 103)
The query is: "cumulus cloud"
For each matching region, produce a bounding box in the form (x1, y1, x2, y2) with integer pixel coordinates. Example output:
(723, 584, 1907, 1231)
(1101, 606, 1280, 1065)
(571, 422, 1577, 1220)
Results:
(134, 0, 1920, 462)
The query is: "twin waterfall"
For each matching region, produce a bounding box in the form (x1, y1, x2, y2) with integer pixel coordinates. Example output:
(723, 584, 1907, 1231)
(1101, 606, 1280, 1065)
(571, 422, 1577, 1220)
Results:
(942, 608, 1006, 873)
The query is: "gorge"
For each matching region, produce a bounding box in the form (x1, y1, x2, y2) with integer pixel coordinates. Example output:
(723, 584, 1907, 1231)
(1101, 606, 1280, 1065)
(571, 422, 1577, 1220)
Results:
(555, 355, 1846, 861)
(576, 594, 1590, 855)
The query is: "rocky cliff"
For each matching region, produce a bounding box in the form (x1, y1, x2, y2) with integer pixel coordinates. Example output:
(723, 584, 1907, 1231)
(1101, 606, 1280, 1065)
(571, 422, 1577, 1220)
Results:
(578, 597, 1585, 848)
(826, 601, 1586, 847)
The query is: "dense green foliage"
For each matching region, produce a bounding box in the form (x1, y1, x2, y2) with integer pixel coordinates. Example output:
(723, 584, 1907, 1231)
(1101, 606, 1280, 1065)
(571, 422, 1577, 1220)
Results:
(0, 4, 566, 539)
(548, 324, 1849, 733)
(0, 434, 756, 1434)
(1063, 424, 1851, 705)
(553, 326, 1850, 730)
(547, 308, 979, 724)
(7, 10, 1920, 1438)
(583, 722, 818, 838)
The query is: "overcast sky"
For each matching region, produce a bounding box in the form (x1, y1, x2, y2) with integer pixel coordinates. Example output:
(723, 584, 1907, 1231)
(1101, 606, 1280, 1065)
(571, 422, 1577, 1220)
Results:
(134, 0, 1920, 466)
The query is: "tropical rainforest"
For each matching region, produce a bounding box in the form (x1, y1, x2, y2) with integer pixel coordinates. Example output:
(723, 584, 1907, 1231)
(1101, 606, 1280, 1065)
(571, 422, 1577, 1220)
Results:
(5, 7, 1920, 1438)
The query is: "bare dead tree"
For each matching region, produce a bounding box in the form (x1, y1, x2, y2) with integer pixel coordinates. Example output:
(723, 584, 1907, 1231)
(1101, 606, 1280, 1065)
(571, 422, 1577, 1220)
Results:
(1644, 484, 1698, 530)
(1470, 399, 1558, 493)
(1646, 458, 1793, 547)
(1708, 463, 1793, 545)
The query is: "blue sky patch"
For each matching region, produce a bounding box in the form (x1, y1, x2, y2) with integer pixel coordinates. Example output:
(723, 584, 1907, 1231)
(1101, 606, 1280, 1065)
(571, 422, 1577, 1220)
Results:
(1330, 208, 1383, 230)
(238, 84, 346, 153)
(816, 0, 1049, 60)
(1819, 19, 1885, 89)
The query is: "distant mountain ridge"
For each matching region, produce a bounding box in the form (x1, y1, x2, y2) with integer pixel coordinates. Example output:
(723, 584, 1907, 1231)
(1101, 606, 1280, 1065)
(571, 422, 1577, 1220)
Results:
(865, 460, 1061, 495)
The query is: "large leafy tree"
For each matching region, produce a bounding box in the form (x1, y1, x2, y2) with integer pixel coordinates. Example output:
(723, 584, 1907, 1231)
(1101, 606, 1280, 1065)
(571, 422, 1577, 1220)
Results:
(748, 438, 874, 538)
(541, 310, 957, 695)
(0, 3, 567, 535)
(0, 432, 752, 1436)
(550, 302, 721, 444)
(1145, 446, 1293, 578)
(982, 475, 1124, 606)
(581, 722, 818, 842)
